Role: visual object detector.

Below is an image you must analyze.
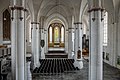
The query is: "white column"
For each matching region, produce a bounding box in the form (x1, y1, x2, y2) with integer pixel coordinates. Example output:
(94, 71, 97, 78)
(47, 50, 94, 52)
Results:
(73, 22, 83, 69)
(39, 27, 41, 59)
(68, 28, 72, 59)
(112, 23, 117, 67)
(10, 0, 26, 79)
(11, 11, 16, 80)
(71, 29, 75, 58)
(40, 28, 45, 59)
(88, 0, 104, 79)
(65, 30, 69, 53)
(17, 11, 25, 80)
(36, 24, 40, 66)
(31, 22, 40, 68)
(26, 61, 32, 80)
(78, 23, 83, 69)
(74, 23, 78, 60)
(44, 30, 47, 54)
(73, 29, 75, 57)
(78, 23, 83, 59)
(39, 17, 45, 59)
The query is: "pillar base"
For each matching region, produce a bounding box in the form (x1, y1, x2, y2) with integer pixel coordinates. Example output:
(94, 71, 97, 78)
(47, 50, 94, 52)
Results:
(41, 50, 45, 59)
(72, 52, 74, 59)
(34, 62, 40, 68)
(73, 60, 83, 69)
(30, 61, 40, 71)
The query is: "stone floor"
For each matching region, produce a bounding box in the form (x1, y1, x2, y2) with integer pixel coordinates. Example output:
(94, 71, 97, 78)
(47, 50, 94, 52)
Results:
(103, 62, 120, 80)
(6, 59, 120, 80)
(32, 60, 120, 80)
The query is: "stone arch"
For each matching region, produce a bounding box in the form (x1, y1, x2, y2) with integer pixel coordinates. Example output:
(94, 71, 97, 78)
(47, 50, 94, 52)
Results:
(44, 13, 68, 31)
(43, 13, 69, 53)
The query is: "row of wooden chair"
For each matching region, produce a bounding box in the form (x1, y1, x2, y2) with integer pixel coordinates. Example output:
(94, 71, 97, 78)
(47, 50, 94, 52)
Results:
(33, 59, 78, 74)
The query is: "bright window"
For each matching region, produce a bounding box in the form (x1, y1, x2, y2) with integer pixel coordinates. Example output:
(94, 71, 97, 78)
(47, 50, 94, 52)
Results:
(103, 12, 108, 46)
(49, 27, 52, 43)
(29, 20, 31, 42)
(54, 27, 59, 43)
(61, 27, 64, 43)
(83, 24, 87, 34)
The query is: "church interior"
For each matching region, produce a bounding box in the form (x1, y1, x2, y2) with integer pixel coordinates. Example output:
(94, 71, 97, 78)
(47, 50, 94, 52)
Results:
(0, 0, 120, 80)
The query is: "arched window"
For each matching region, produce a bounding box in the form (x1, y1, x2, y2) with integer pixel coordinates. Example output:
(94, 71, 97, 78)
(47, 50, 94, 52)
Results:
(48, 23, 65, 47)
(29, 20, 31, 42)
(49, 26, 52, 43)
(3, 9, 11, 41)
(61, 26, 64, 43)
(103, 11, 108, 46)
(83, 24, 87, 34)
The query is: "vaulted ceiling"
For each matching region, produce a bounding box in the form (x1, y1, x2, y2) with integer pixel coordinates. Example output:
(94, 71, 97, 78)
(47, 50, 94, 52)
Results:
(0, 0, 120, 27)
(27, 0, 81, 22)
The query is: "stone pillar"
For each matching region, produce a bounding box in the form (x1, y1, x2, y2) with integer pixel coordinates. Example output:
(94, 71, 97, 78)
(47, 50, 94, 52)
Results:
(10, 0, 26, 79)
(26, 61, 32, 80)
(39, 27, 41, 59)
(78, 22, 83, 60)
(68, 28, 73, 59)
(71, 29, 75, 59)
(88, 0, 104, 80)
(73, 22, 83, 69)
(39, 17, 45, 59)
(74, 23, 78, 60)
(44, 29, 47, 54)
(31, 22, 40, 68)
(40, 28, 45, 59)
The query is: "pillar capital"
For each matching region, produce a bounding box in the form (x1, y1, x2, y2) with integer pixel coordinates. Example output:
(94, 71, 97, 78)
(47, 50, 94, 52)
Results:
(9, 5, 28, 11)
(68, 28, 74, 29)
(9, 5, 28, 21)
(39, 28, 44, 29)
(44, 29, 47, 31)
(31, 22, 40, 29)
(31, 22, 40, 24)
(88, 7, 104, 13)
(74, 22, 82, 25)
(68, 28, 74, 33)
(74, 22, 82, 29)
(88, 7, 105, 21)
(66, 29, 69, 31)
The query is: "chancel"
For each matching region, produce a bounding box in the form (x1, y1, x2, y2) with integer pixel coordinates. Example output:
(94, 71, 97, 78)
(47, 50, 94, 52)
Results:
(0, 0, 120, 80)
